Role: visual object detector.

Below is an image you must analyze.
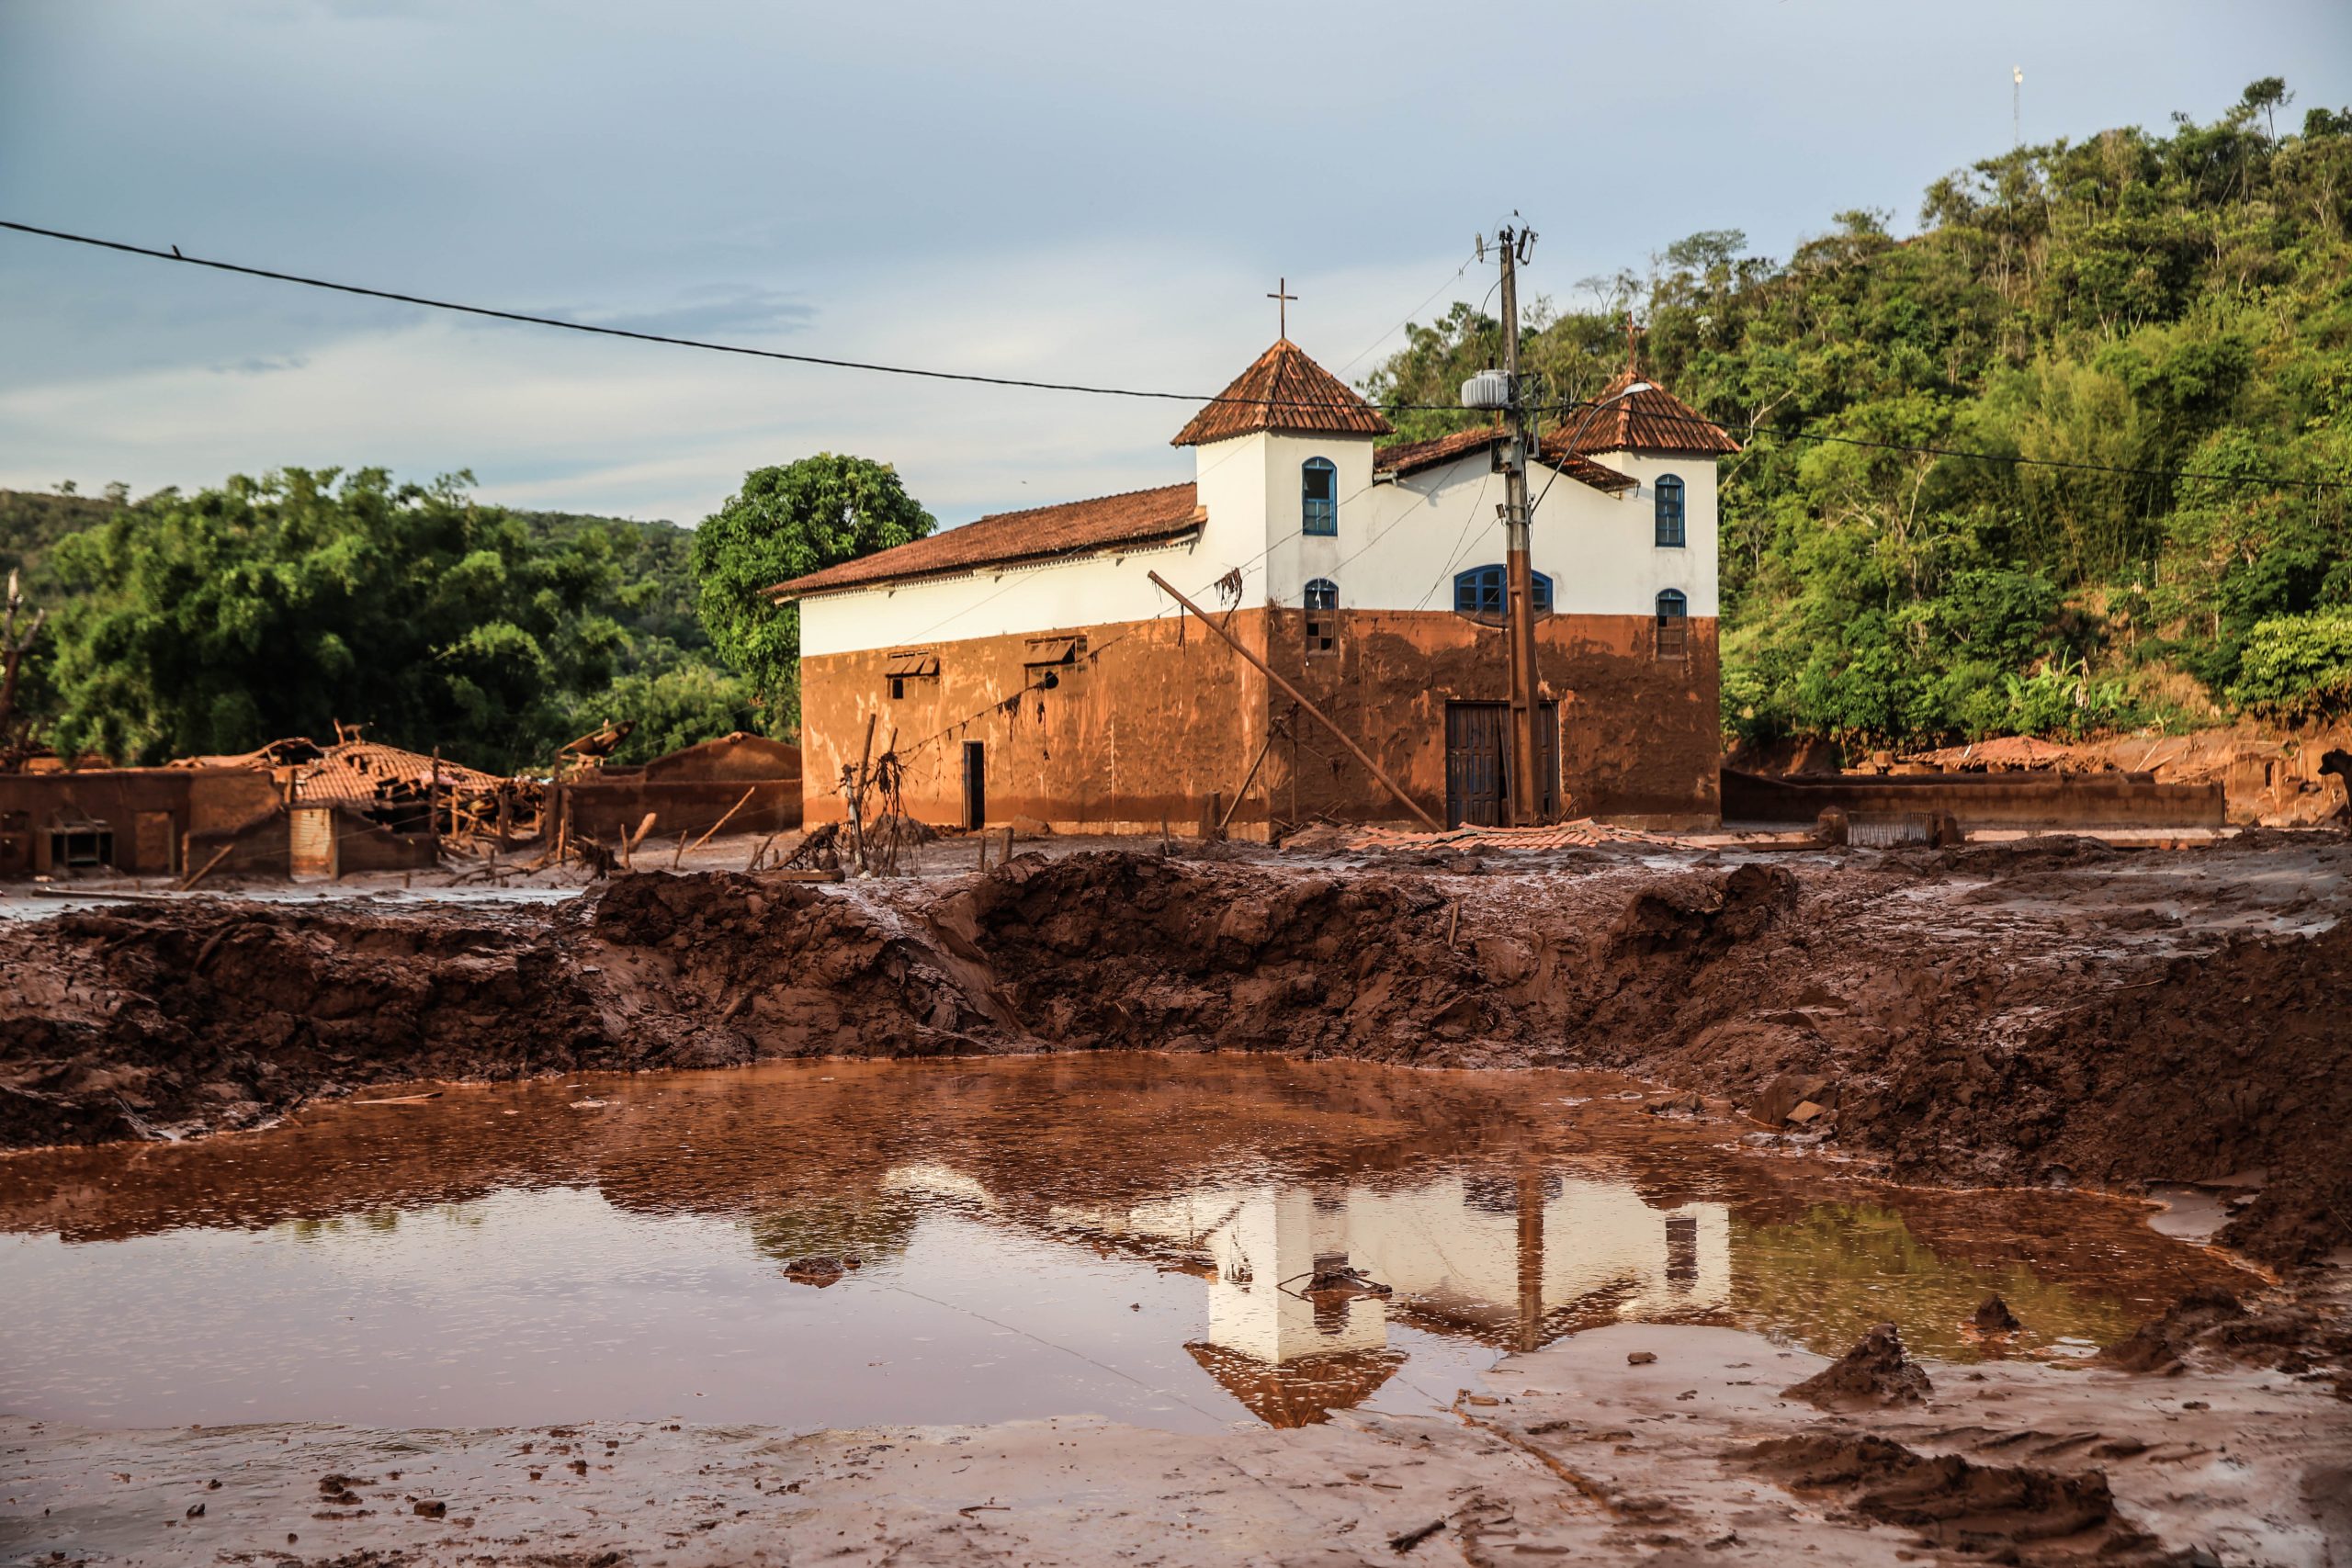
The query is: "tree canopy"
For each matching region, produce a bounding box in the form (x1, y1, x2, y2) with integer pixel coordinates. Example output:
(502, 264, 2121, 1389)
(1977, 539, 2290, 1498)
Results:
(1365, 78, 2352, 747)
(690, 454, 934, 735)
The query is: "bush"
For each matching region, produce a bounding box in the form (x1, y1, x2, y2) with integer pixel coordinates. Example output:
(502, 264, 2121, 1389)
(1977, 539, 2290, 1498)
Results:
(2226, 608, 2352, 719)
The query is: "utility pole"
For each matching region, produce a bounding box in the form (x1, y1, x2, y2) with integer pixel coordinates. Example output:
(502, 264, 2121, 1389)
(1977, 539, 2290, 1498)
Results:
(1496, 225, 1543, 826)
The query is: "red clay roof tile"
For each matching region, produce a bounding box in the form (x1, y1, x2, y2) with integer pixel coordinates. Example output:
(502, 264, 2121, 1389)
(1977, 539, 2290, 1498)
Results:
(1170, 339, 1394, 446)
(1374, 425, 1636, 491)
(1547, 370, 1739, 457)
(765, 482, 1203, 601)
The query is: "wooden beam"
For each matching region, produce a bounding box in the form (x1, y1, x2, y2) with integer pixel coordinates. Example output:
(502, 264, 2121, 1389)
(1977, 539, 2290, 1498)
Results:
(1146, 571, 1442, 832)
(687, 786, 758, 853)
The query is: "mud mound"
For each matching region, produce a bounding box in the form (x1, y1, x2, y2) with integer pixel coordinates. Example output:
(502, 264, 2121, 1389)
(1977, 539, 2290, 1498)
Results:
(1739, 1433, 2151, 1562)
(2096, 1286, 2248, 1373)
(937, 852, 1490, 1059)
(1782, 1323, 1932, 1409)
(1608, 863, 1797, 958)
(587, 870, 1009, 1056)
(0, 902, 605, 1148)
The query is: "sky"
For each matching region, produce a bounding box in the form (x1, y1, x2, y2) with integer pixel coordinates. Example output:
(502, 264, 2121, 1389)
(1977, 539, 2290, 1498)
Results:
(3, 0, 2348, 530)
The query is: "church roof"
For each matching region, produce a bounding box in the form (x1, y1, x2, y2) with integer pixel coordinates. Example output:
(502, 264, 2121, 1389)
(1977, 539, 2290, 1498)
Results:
(1545, 369, 1740, 457)
(1170, 339, 1395, 447)
(765, 482, 1203, 601)
(1374, 425, 1637, 492)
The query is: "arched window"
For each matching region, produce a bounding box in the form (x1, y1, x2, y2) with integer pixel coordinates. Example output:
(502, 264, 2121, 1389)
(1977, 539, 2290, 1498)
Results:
(1301, 457, 1338, 536)
(1654, 474, 1686, 547)
(1304, 578, 1338, 657)
(1453, 565, 1553, 622)
(1655, 588, 1688, 659)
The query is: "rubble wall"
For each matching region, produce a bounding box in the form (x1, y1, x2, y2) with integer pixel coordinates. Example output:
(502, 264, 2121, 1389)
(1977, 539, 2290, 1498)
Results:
(0, 768, 279, 878)
(562, 779, 802, 843)
(1722, 769, 2226, 829)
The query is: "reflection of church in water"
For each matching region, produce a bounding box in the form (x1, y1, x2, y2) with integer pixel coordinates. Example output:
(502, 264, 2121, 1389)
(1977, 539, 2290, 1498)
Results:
(1054, 1169, 1729, 1427)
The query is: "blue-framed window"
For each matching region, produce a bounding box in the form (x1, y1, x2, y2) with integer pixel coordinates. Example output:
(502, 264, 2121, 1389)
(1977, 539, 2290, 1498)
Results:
(1304, 577, 1339, 656)
(1654, 474, 1686, 547)
(1302, 457, 1338, 536)
(1453, 565, 1553, 619)
(1656, 588, 1688, 659)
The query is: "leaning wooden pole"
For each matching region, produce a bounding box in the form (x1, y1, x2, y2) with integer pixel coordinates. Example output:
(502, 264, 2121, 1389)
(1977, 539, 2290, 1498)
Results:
(1146, 571, 1442, 832)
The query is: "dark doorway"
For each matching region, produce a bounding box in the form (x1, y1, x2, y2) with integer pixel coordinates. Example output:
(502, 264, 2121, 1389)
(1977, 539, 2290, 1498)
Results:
(1443, 701, 1557, 827)
(962, 740, 986, 829)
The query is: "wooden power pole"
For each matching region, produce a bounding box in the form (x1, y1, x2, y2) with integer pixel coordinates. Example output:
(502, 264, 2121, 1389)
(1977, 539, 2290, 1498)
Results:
(1496, 225, 1544, 827)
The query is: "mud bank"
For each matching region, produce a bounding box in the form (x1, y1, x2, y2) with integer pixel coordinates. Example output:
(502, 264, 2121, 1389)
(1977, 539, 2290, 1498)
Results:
(4, 836, 2348, 1263)
(7, 1321, 2346, 1567)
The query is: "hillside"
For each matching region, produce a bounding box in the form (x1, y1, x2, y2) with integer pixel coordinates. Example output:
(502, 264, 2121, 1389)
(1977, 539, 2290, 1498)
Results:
(1365, 78, 2352, 749)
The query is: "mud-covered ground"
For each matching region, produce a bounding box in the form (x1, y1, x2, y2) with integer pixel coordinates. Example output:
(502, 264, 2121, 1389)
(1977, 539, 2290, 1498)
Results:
(5, 831, 2347, 1265)
(6, 833, 2352, 1564)
(9, 1313, 2349, 1566)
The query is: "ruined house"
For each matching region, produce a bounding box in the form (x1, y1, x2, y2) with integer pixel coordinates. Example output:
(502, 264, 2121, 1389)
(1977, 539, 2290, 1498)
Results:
(556, 729, 803, 842)
(770, 340, 1736, 835)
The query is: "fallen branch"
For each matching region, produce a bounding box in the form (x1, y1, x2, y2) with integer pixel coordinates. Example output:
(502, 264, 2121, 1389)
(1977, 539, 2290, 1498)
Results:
(688, 787, 759, 853)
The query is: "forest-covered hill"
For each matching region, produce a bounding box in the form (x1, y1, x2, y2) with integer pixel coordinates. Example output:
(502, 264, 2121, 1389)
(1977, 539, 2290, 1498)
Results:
(1365, 78, 2352, 747)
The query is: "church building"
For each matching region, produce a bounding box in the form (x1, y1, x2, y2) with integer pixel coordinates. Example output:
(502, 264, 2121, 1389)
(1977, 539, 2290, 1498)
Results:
(768, 337, 1736, 836)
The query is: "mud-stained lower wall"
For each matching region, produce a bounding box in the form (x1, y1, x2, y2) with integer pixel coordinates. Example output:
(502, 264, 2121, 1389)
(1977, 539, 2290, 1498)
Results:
(801, 615, 1274, 834)
(1260, 610, 1721, 828)
(799, 605, 1719, 831)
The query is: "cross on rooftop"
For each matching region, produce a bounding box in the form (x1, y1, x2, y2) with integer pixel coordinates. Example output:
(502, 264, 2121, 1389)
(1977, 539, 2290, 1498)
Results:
(1268, 277, 1296, 339)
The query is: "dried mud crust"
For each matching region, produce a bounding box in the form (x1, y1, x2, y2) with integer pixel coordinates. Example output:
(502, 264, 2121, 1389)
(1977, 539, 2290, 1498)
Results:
(4, 840, 2349, 1265)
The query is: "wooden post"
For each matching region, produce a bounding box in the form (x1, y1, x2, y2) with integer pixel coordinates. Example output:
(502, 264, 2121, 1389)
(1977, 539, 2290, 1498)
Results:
(687, 787, 758, 854)
(1146, 570, 1442, 831)
(430, 749, 442, 859)
(846, 711, 877, 875)
(1218, 722, 1280, 833)
(622, 810, 657, 871)
(177, 842, 234, 893)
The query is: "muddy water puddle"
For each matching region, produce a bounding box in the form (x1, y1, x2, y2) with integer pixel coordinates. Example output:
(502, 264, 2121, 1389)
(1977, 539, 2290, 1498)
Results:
(0, 1055, 2248, 1435)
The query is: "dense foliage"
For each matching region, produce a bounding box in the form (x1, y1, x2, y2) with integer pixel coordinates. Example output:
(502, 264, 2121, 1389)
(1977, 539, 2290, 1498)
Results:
(690, 454, 935, 736)
(1366, 80, 2352, 747)
(3, 453, 929, 771)
(6, 472, 761, 772)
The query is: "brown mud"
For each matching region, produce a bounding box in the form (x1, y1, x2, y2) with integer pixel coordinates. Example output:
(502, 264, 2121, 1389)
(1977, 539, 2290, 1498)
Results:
(6, 836, 2348, 1267)
(9, 1321, 2345, 1567)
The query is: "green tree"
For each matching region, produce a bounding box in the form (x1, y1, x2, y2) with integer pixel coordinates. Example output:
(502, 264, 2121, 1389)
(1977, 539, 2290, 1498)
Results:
(45, 467, 627, 771)
(1366, 76, 2352, 749)
(691, 455, 933, 736)
(569, 658, 762, 765)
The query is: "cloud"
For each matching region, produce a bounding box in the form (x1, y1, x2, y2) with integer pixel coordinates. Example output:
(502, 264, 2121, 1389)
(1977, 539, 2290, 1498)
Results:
(212, 355, 311, 376)
(565, 284, 817, 341)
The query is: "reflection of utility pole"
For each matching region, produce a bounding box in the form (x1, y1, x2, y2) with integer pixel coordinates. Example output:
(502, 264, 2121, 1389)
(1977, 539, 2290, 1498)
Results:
(1515, 1163, 1544, 1353)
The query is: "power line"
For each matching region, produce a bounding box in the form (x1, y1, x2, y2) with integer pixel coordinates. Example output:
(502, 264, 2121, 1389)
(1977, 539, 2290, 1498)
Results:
(0, 218, 1450, 415)
(8, 218, 2344, 494)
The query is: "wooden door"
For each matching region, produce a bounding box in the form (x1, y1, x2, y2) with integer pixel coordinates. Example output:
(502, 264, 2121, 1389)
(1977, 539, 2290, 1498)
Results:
(1444, 702, 1559, 827)
(1445, 703, 1506, 827)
